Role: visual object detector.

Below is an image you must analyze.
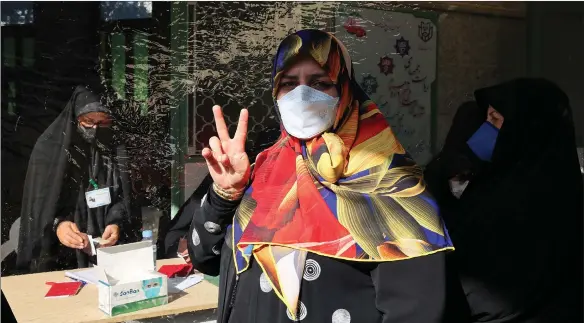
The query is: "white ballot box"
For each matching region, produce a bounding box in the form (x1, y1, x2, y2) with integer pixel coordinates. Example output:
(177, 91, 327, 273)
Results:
(96, 241, 168, 316)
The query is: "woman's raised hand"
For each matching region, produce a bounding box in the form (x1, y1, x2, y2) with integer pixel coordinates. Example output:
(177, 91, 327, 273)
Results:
(202, 106, 251, 193)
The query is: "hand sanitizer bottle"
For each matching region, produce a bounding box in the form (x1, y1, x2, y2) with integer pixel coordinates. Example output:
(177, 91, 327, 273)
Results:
(142, 230, 157, 270)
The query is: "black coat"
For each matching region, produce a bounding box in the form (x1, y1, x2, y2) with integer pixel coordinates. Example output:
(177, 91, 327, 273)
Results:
(189, 187, 449, 323)
(185, 126, 452, 323)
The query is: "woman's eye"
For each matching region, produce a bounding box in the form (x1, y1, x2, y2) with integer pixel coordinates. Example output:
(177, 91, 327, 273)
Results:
(312, 81, 333, 90)
(280, 82, 296, 88)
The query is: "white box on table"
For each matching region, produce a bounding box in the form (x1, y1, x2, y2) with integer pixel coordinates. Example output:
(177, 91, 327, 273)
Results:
(95, 241, 168, 316)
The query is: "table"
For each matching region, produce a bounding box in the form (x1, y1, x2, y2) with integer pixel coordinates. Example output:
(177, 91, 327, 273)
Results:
(1, 259, 219, 323)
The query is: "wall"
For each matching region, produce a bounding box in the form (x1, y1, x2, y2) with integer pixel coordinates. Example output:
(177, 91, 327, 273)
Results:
(528, 2, 584, 146)
(342, 2, 528, 150)
(434, 2, 584, 150)
(181, 2, 530, 201)
(433, 6, 527, 149)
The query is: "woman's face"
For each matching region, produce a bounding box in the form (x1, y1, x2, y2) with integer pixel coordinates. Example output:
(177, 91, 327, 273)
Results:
(78, 112, 112, 129)
(276, 56, 339, 100)
(487, 106, 504, 129)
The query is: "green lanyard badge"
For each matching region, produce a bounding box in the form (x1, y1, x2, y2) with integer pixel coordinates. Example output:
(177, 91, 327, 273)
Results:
(89, 178, 99, 189)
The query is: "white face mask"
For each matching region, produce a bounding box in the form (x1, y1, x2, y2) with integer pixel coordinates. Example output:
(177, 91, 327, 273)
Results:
(276, 85, 339, 140)
(449, 179, 469, 199)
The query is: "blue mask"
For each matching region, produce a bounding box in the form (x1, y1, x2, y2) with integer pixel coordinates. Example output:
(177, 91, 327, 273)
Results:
(466, 122, 499, 162)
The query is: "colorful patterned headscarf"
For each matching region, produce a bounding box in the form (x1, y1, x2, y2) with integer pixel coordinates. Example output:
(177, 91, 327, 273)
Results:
(231, 30, 453, 318)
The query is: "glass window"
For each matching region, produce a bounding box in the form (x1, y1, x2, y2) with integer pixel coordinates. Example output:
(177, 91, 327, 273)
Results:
(100, 1, 152, 21)
(0, 1, 33, 26)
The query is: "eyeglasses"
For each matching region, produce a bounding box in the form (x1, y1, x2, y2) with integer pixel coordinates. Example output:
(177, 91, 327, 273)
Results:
(79, 119, 113, 128)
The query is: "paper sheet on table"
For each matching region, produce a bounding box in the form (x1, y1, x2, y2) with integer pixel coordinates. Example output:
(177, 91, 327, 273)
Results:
(167, 274, 204, 294)
(65, 268, 101, 285)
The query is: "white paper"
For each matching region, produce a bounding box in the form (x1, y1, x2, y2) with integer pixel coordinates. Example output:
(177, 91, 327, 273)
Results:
(65, 268, 101, 285)
(81, 235, 103, 256)
(89, 235, 98, 256)
(85, 188, 111, 208)
(167, 275, 203, 294)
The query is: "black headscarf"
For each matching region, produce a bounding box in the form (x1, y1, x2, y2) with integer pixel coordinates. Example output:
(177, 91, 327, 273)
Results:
(442, 101, 487, 157)
(16, 85, 139, 273)
(427, 78, 583, 322)
(424, 101, 486, 205)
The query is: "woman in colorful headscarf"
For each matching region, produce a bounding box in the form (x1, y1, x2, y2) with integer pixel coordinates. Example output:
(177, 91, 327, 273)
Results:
(425, 79, 583, 322)
(189, 30, 454, 323)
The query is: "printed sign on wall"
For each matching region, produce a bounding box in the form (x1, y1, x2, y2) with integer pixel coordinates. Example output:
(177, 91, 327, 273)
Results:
(336, 6, 437, 164)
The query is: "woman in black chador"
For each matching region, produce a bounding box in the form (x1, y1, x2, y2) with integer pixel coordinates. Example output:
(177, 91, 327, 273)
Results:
(425, 78, 583, 323)
(16, 85, 140, 273)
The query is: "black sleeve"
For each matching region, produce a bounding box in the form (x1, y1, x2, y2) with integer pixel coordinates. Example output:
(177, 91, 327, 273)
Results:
(159, 195, 202, 258)
(161, 208, 191, 258)
(105, 169, 137, 240)
(372, 251, 447, 323)
(423, 156, 452, 202)
(160, 176, 214, 258)
(104, 179, 129, 229)
(188, 185, 241, 276)
(105, 201, 126, 227)
(50, 176, 79, 236)
(54, 174, 80, 225)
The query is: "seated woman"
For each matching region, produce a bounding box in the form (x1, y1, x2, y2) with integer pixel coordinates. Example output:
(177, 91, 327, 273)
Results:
(189, 29, 454, 323)
(425, 79, 583, 322)
(16, 85, 141, 273)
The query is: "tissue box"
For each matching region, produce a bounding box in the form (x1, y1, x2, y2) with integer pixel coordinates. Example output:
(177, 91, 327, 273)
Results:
(96, 241, 168, 316)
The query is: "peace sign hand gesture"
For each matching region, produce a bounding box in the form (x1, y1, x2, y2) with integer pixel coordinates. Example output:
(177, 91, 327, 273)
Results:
(202, 106, 251, 195)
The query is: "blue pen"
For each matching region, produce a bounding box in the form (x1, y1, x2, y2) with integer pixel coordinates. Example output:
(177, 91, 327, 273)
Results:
(68, 277, 87, 287)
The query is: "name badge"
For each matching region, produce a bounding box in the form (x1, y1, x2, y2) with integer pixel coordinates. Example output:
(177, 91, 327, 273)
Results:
(85, 188, 111, 208)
